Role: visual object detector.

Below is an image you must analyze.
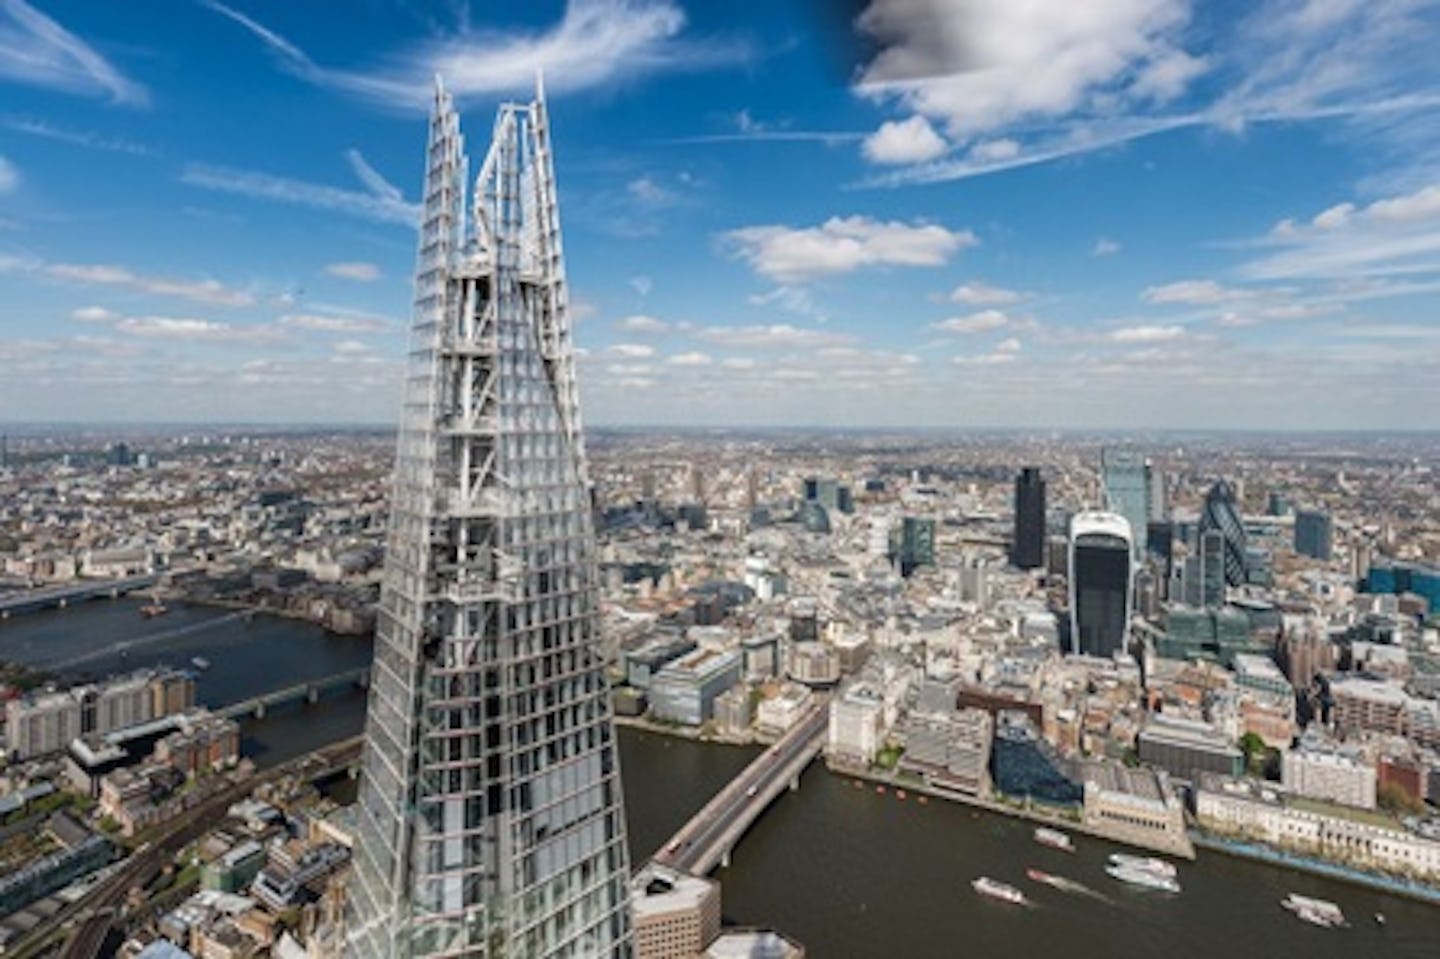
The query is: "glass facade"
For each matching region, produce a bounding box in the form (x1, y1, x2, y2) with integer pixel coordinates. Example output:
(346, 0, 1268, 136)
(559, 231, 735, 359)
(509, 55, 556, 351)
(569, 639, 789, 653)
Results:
(1068, 512, 1133, 659)
(1012, 467, 1046, 570)
(1100, 448, 1148, 559)
(1294, 509, 1333, 561)
(1199, 480, 1248, 587)
(345, 82, 632, 958)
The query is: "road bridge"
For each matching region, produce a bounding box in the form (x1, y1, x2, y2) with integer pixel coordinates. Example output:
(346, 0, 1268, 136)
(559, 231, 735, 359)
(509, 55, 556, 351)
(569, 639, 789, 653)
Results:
(654, 697, 827, 875)
(0, 575, 159, 618)
(215, 667, 370, 720)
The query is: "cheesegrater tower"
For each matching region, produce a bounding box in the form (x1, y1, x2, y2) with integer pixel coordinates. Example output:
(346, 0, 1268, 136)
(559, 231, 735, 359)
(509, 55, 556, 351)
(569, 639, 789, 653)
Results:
(346, 78, 633, 958)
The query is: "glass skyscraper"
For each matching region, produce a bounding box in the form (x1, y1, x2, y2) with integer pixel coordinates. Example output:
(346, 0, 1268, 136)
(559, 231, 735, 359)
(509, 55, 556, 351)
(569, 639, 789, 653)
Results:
(1068, 511, 1133, 658)
(346, 80, 633, 958)
(1012, 467, 1046, 570)
(1199, 480, 1248, 588)
(1100, 448, 1148, 559)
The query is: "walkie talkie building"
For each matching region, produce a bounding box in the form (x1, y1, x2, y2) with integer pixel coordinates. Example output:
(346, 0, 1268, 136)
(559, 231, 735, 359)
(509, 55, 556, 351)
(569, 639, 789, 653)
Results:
(346, 79, 633, 958)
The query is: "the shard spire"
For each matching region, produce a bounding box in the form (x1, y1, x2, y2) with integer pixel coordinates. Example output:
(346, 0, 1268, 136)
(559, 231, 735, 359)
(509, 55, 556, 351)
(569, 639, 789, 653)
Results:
(346, 79, 633, 958)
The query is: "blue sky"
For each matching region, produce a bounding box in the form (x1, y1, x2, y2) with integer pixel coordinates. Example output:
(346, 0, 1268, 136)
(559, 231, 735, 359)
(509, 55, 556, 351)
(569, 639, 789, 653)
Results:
(2, 0, 1439, 428)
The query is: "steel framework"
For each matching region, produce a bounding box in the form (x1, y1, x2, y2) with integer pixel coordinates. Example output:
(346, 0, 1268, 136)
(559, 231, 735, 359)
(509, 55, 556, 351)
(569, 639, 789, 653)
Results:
(346, 78, 633, 958)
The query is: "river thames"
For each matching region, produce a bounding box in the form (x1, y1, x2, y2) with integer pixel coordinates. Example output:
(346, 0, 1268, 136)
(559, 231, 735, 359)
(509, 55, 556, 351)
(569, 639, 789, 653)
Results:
(2, 598, 1438, 957)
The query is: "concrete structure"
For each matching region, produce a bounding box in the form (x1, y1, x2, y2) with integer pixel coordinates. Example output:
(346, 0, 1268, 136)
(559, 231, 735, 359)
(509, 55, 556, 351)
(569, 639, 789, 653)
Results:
(1282, 736, 1377, 810)
(786, 642, 840, 688)
(1137, 715, 1243, 782)
(347, 80, 633, 958)
(1081, 762, 1191, 857)
(631, 863, 720, 959)
(898, 707, 992, 794)
(650, 649, 743, 726)
(704, 930, 805, 958)
(1197, 776, 1440, 881)
(657, 701, 827, 876)
(4, 668, 195, 760)
(827, 684, 884, 766)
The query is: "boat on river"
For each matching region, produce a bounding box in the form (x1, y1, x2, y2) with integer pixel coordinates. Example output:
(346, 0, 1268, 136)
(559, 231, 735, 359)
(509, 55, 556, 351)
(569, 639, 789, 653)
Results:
(1034, 826, 1074, 851)
(1108, 853, 1177, 879)
(1106, 864, 1181, 893)
(1281, 893, 1346, 928)
(973, 877, 1027, 905)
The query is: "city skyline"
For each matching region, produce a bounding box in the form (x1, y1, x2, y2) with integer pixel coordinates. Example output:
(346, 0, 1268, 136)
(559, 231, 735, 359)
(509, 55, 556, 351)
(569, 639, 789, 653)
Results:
(2, 1, 1440, 429)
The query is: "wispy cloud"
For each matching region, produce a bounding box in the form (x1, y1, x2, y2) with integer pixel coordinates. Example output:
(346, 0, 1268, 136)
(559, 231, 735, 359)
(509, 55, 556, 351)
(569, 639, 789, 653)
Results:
(0, 154, 17, 193)
(180, 161, 419, 226)
(114, 315, 281, 343)
(0, 256, 255, 306)
(323, 261, 382, 282)
(279, 312, 390, 334)
(202, 0, 750, 110)
(0, 0, 147, 105)
(1, 116, 156, 156)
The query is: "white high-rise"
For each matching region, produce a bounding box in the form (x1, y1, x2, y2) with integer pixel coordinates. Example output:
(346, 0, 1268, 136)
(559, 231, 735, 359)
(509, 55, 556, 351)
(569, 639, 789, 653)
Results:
(346, 79, 633, 958)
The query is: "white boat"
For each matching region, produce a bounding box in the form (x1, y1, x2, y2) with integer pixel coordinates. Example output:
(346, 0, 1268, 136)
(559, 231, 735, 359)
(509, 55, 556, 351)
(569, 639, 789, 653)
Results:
(191, 656, 210, 670)
(1106, 864, 1181, 893)
(972, 876, 1027, 905)
(1281, 894, 1345, 928)
(1108, 853, 1178, 879)
(1034, 826, 1074, 851)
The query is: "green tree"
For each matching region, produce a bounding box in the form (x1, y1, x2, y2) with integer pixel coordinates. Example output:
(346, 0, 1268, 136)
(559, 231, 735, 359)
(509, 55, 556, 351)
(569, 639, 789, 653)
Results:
(1238, 732, 1267, 775)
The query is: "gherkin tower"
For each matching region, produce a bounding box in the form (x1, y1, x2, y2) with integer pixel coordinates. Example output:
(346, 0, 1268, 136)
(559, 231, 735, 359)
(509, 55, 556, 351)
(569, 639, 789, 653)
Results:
(346, 78, 633, 958)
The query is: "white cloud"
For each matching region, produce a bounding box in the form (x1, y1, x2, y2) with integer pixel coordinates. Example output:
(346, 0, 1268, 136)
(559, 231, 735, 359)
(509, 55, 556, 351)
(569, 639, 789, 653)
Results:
(202, 0, 747, 109)
(1093, 237, 1122, 257)
(696, 324, 855, 349)
(721, 357, 756, 370)
(629, 275, 653, 296)
(279, 312, 390, 334)
(947, 280, 1023, 305)
(724, 216, 976, 283)
(995, 337, 1022, 353)
(324, 261, 382, 282)
(607, 343, 656, 358)
(969, 138, 1020, 162)
(853, 1, 1440, 189)
(665, 351, 712, 366)
(1142, 279, 1249, 304)
(0, 155, 16, 193)
(952, 351, 1017, 366)
(1246, 183, 1440, 281)
(114, 316, 280, 343)
(0, 0, 148, 106)
(71, 305, 117, 322)
(1107, 324, 1186, 343)
(862, 115, 948, 164)
(615, 314, 669, 334)
(332, 339, 371, 354)
(40, 262, 254, 306)
(930, 309, 1011, 334)
(181, 163, 419, 226)
(855, 0, 1198, 136)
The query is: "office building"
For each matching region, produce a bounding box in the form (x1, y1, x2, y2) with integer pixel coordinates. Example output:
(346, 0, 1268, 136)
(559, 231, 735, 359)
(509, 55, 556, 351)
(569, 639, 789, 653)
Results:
(1136, 716, 1243, 782)
(1365, 558, 1440, 609)
(1011, 467, 1046, 569)
(1282, 734, 1376, 809)
(891, 516, 936, 577)
(649, 649, 743, 726)
(827, 684, 885, 767)
(1199, 480, 1248, 587)
(4, 668, 196, 761)
(347, 80, 633, 958)
(1100, 448, 1148, 558)
(632, 864, 721, 959)
(1068, 511, 1133, 658)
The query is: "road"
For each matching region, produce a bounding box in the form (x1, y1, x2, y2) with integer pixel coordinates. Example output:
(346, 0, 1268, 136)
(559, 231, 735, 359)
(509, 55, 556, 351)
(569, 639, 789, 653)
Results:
(10, 736, 362, 959)
(658, 701, 827, 875)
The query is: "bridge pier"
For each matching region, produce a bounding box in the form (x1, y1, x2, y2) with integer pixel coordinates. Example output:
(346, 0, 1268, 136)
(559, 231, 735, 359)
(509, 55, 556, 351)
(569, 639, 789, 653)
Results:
(720, 848, 731, 869)
(307, 685, 319, 704)
(254, 702, 266, 720)
(57, 598, 67, 609)
(789, 775, 800, 792)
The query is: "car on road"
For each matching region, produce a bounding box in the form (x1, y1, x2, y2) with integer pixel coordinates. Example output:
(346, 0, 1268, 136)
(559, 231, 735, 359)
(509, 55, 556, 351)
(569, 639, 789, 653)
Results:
(746, 785, 758, 798)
